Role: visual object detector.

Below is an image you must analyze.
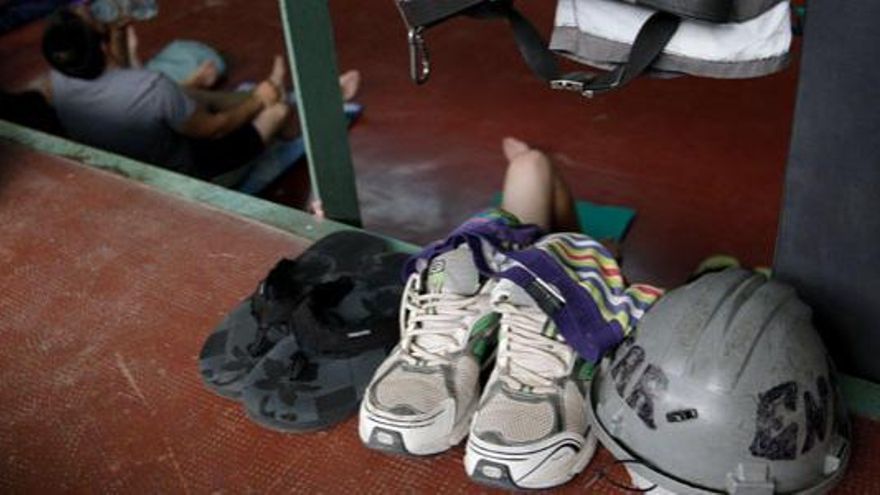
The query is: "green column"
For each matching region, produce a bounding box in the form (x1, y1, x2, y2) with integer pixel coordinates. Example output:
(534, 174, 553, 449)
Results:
(279, 0, 362, 227)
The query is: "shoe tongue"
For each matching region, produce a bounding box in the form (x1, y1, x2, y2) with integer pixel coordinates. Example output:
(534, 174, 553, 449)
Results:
(491, 278, 537, 308)
(411, 245, 479, 357)
(493, 278, 564, 344)
(493, 280, 570, 386)
(425, 245, 480, 296)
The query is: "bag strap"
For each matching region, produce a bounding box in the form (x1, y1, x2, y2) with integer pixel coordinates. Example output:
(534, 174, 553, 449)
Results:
(397, 0, 680, 96)
(476, 1, 562, 82)
(549, 11, 681, 97)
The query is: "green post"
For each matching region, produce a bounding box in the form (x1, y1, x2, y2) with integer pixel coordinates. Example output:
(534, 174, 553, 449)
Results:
(279, 0, 362, 227)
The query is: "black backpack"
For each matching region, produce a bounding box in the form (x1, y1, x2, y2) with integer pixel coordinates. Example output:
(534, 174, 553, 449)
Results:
(396, 0, 789, 96)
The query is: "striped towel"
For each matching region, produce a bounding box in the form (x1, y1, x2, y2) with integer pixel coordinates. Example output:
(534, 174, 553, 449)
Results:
(493, 233, 663, 363)
(538, 233, 662, 333)
(405, 209, 662, 363)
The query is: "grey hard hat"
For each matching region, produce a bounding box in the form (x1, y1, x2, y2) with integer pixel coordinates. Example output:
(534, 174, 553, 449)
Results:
(587, 268, 850, 494)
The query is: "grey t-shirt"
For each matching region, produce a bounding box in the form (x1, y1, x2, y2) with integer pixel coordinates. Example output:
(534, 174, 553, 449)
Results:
(51, 68, 197, 171)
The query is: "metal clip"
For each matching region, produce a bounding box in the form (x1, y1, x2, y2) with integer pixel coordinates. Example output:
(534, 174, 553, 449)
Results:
(408, 27, 430, 85)
(551, 79, 584, 92)
(550, 79, 597, 98)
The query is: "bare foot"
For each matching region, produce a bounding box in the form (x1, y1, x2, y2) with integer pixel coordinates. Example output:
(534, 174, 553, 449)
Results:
(258, 100, 300, 141)
(502, 136, 532, 162)
(338, 70, 361, 101)
(309, 200, 326, 220)
(268, 55, 286, 89)
(184, 60, 219, 89)
(252, 102, 290, 144)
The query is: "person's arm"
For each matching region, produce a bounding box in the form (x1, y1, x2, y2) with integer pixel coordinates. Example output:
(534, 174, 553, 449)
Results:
(179, 97, 263, 140)
(182, 88, 251, 113)
(125, 25, 142, 69)
(103, 23, 132, 67)
(178, 81, 280, 140)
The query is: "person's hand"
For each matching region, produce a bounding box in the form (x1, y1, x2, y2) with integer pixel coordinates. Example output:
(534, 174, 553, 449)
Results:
(253, 80, 281, 107)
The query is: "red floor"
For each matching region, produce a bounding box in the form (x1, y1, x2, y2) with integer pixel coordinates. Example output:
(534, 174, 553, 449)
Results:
(0, 0, 798, 289)
(0, 143, 877, 493)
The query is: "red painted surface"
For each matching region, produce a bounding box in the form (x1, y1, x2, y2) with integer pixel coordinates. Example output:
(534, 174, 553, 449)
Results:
(0, 143, 876, 493)
(0, 0, 796, 288)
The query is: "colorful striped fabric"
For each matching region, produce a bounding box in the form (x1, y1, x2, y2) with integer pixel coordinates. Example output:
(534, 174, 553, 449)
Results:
(537, 233, 663, 338)
(405, 210, 663, 362)
(491, 233, 663, 362)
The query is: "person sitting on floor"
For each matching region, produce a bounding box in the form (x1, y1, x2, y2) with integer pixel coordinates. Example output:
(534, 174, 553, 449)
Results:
(39, 8, 358, 183)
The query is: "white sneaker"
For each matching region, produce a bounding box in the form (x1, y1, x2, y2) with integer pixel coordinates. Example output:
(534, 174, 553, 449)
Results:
(464, 279, 596, 489)
(359, 245, 499, 456)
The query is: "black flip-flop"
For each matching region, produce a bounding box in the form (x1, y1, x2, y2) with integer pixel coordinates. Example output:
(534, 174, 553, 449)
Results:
(198, 231, 399, 399)
(240, 251, 407, 432)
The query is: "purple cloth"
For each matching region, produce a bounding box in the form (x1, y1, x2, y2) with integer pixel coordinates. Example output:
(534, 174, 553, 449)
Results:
(404, 210, 544, 279)
(404, 209, 627, 363)
(498, 249, 624, 363)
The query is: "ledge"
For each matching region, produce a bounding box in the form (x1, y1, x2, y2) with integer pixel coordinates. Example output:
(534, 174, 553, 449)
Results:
(0, 119, 418, 254)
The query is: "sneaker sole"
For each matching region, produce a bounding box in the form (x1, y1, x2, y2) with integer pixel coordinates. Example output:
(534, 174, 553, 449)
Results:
(359, 398, 478, 456)
(464, 428, 597, 490)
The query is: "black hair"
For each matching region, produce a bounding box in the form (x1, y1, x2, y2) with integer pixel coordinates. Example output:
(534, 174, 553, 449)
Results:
(42, 10, 106, 80)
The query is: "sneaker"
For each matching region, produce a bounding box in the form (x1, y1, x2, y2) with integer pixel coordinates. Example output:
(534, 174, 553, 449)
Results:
(359, 244, 499, 455)
(464, 278, 596, 490)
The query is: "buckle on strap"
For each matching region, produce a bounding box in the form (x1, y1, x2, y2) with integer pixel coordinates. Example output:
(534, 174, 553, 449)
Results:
(550, 70, 623, 98)
(551, 78, 603, 99)
(551, 79, 586, 93)
(408, 27, 430, 84)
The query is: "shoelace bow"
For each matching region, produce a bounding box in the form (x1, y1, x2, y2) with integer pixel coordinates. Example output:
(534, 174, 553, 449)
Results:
(400, 275, 480, 365)
(495, 300, 573, 393)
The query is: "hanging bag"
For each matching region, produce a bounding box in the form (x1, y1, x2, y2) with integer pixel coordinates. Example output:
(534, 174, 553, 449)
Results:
(395, 0, 791, 96)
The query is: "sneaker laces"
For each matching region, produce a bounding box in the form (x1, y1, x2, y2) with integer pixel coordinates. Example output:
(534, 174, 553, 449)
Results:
(399, 274, 481, 365)
(494, 299, 573, 393)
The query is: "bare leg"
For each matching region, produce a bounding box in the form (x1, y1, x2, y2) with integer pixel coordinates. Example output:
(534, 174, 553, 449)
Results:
(251, 104, 290, 144)
(551, 167, 579, 233)
(500, 137, 578, 233)
(247, 56, 362, 144)
(265, 56, 300, 140)
(268, 55, 286, 88)
(268, 53, 359, 103)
